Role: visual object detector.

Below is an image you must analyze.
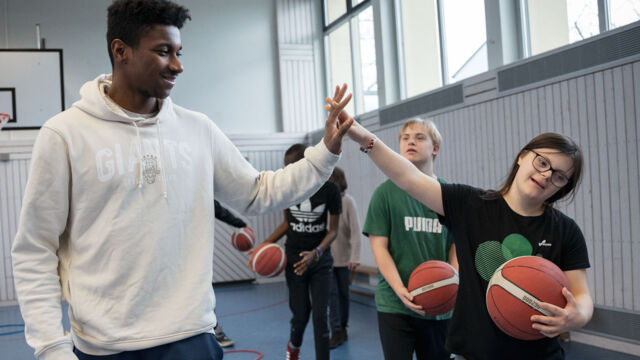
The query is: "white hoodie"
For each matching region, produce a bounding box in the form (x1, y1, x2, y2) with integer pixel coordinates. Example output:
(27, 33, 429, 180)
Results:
(11, 74, 339, 359)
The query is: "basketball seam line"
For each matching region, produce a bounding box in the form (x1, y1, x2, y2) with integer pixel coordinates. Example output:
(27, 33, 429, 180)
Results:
(409, 276, 459, 297)
(489, 270, 552, 316)
(503, 264, 567, 288)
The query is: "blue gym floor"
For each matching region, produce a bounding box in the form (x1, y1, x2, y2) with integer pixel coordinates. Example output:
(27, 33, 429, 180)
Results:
(1, 281, 638, 360)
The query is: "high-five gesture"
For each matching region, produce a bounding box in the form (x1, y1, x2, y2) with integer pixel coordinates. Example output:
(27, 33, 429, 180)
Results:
(323, 84, 355, 154)
(324, 85, 373, 148)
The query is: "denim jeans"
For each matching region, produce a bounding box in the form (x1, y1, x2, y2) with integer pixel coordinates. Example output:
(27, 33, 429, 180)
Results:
(73, 332, 223, 360)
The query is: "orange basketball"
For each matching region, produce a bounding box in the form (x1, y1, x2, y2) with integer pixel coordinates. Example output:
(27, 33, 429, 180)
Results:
(248, 243, 286, 277)
(231, 227, 255, 251)
(407, 260, 459, 315)
(486, 256, 569, 340)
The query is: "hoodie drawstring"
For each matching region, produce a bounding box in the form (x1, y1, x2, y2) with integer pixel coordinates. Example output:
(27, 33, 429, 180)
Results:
(133, 122, 144, 189)
(156, 118, 168, 199)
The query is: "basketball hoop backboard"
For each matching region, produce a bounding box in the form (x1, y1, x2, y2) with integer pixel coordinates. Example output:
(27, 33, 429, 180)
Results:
(0, 112, 10, 130)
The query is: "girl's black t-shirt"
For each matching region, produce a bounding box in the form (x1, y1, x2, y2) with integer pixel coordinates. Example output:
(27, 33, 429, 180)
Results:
(438, 183, 590, 360)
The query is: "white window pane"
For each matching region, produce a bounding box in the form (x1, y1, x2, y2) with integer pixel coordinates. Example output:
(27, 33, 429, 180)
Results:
(327, 23, 355, 116)
(326, 0, 347, 24)
(355, 7, 378, 113)
(398, 0, 442, 98)
(608, 0, 640, 29)
(352, 0, 367, 5)
(527, 0, 570, 56)
(528, 0, 599, 56)
(441, 0, 487, 83)
(567, 0, 600, 43)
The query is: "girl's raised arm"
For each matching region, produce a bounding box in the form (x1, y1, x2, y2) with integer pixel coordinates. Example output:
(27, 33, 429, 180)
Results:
(325, 90, 444, 215)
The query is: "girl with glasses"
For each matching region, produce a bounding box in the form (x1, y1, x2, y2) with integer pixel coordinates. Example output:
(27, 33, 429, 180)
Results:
(325, 87, 593, 360)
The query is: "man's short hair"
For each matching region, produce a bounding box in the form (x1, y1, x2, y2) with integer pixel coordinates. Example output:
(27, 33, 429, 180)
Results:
(284, 143, 307, 163)
(106, 0, 191, 66)
(398, 118, 443, 159)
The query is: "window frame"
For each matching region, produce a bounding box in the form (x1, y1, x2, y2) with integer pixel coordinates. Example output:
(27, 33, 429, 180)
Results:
(323, 0, 375, 115)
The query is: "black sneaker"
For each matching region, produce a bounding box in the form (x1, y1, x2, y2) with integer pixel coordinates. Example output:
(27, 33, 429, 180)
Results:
(329, 330, 344, 349)
(215, 330, 235, 348)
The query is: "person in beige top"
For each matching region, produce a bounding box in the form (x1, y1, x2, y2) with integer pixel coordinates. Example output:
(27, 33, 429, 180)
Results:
(328, 167, 362, 349)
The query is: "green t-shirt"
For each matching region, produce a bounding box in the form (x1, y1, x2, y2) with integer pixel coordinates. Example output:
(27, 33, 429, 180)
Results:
(363, 179, 453, 320)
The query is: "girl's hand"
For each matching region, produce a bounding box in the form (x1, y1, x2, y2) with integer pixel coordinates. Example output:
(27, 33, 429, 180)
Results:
(531, 287, 583, 337)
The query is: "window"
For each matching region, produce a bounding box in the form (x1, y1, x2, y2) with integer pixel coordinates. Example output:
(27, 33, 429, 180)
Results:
(608, 0, 640, 29)
(396, 0, 487, 98)
(327, 23, 355, 115)
(440, 0, 487, 83)
(354, 7, 378, 113)
(325, 0, 347, 24)
(321, 0, 640, 114)
(523, 0, 640, 57)
(567, 0, 600, 43)
(525, 0, 600, 56)
(397, 0, 443, 98)
(324, 0, 378, 115)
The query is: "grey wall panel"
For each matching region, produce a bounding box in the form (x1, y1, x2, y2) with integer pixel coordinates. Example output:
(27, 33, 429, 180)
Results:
(342, 60, 640, 313)
(631, 63, 640, 312)
(587, 73, 605, 305)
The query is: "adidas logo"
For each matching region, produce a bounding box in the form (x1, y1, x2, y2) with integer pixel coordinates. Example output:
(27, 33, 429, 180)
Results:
(289, 222, 325, 233)
(289, 200, 325, 223)
(538, 239, 552, 247)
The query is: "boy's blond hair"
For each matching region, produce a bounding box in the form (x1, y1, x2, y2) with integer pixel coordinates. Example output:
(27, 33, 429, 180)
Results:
(398, 118, 442, 159)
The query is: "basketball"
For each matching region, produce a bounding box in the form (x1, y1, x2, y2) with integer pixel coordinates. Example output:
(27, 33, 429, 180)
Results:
(407, 260, 459, 315)
(486, 256, 570, 340)
(231, 227, 255, 251)
(248, 243, 286, 277)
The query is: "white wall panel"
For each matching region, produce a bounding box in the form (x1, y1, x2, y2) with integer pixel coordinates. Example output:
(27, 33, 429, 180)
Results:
(276, 0, 322, 133)
(0, 153, 30, 305)
(0, 134, 307, 302)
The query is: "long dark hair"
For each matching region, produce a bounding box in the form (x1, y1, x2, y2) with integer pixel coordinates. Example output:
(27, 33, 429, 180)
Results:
(329, 167, 348, 193)
(486, 132, 583, 206)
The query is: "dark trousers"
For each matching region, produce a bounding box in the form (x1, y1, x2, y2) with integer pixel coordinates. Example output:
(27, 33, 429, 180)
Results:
(329, 266, 351, 332)
(377, 311, 450, 360)
(285, 252, 332, 360)
(73, 333, 223, 360)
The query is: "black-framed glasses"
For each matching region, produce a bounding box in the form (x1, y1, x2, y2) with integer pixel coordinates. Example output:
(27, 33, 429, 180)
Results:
(526, 149, 570, 188)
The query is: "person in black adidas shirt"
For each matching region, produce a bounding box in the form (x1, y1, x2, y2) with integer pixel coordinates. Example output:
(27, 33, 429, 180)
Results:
(258, 143, 342, 360)
(325, 93, 593, 360)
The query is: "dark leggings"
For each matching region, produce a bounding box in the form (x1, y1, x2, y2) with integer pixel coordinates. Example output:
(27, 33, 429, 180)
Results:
(285, 251, 332, 360)
(329, 266, 351, 331)
(377, 311, 450, 360)
(73, 333, 223, 360)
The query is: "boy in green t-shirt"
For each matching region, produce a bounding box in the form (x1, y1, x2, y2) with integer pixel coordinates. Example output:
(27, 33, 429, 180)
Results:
(363, 118, 458, 360)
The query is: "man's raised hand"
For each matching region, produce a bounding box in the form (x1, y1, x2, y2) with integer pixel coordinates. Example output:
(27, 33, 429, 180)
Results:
(323, 84, 354, 154)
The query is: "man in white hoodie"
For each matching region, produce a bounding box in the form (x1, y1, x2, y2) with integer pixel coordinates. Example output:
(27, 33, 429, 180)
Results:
(11, 1, 353, 359)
